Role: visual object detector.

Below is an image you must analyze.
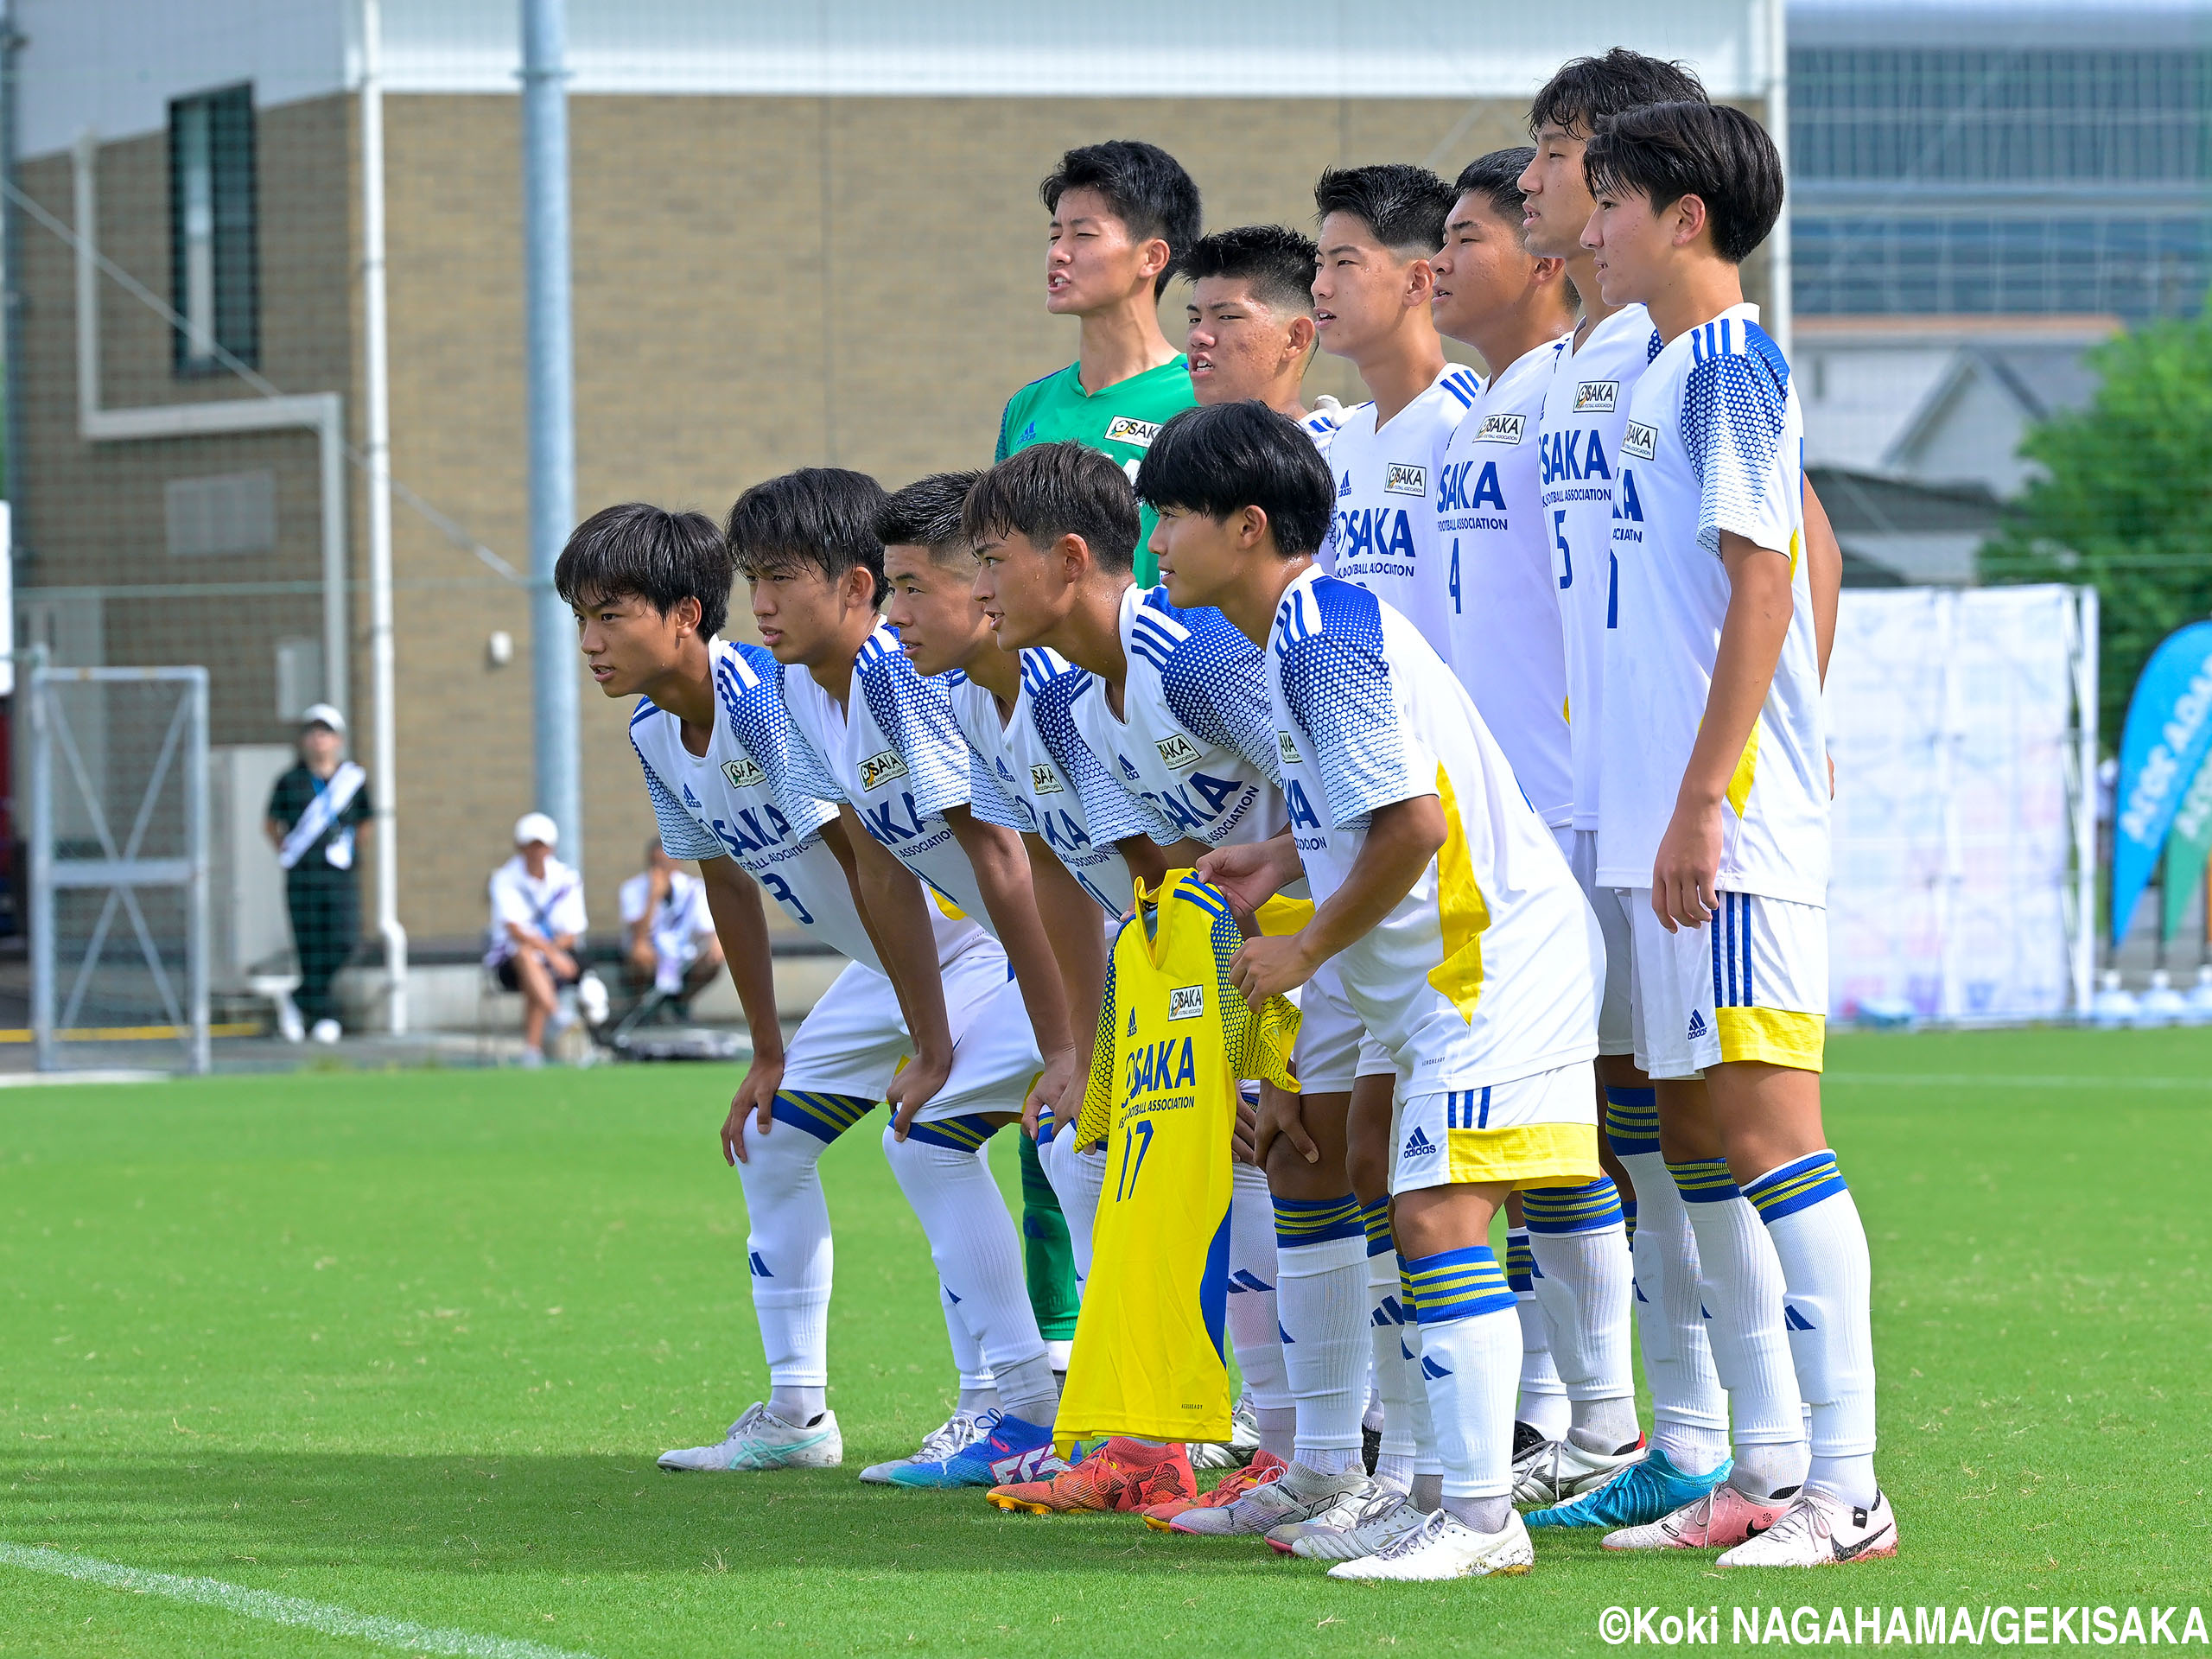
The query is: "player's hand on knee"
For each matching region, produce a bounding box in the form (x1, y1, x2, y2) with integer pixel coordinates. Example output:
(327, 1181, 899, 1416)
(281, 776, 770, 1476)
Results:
(887, 1046, 953, 1142)
(724, 1053, 785, 1166)
(1255, 1083, 1319, 1168)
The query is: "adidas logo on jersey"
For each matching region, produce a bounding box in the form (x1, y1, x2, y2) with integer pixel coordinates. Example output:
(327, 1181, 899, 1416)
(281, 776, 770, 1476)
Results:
(858, 749, 908, 791)
(1128, 1007, 1140, 1037)
(1338, 470, 1352, 498)
(1402, 1125, 1439, 1160)
(1154, 734, 1201, 772)
(1167, 985, 1204, 1022)
(1687, 1008, 1710, 1040)
(1103, 416, 1161, 448)
(1118, 755, 1141, 780)
(1474, 411, 1526, 445)
(1383, 462, 1427, 496)
(1028, 762, 1064, 795)
(1622, 420, 1658, 461)
(721, 757, 766, 790)
(1020, 422, 1036, 443)
(682, 784, 702, 808)
(1573, 379, 1618, 413)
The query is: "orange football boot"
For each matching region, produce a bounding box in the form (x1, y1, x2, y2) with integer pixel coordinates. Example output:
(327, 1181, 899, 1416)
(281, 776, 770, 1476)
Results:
(986, 1438, 1197, 1515)
(1141, 1446, 1287, 1529)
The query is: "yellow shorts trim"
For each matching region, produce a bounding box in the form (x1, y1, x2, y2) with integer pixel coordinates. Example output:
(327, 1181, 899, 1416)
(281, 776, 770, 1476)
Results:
(1445, 1121, 1602, 1189)
(1715, 1007, 1825, 1072)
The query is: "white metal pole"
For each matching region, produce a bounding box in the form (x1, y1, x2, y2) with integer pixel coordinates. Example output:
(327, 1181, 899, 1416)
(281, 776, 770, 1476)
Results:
(185, 667, 210, 1074)
(2075, 586, 2101, 1012)
(361, 0, 408, 1032)
(27, 648, 51, 1071)
(1763, 0, 1794, 363)
(522, 0, 581, 864)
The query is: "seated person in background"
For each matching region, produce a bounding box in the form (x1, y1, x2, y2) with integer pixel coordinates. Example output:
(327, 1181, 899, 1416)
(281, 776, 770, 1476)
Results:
(620, 836, 724, 1016)
(486, 811, 589, 1067)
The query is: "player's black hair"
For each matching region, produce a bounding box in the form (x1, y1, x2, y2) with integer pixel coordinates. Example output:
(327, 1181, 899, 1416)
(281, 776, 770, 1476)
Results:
(1527, 48, 1708, 140)
(1584, 101, 1784, 266)
(725, 467, 888, 603)
(1453, 147, 1538, 226)
(963, 442, 1141, 575)
(1179, 225, 1319, 315)
(1313, 164, 1455, 256)
(1039, 140, 1204, 298)
(555, 501, 732, 639)
(1135, 402, 1334, 560)
(877, 470, 984, 565)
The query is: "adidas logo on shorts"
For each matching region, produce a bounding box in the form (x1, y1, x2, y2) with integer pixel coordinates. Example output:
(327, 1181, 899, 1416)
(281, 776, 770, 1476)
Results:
(1402, 1125, 1439, 1160)
(1687, 1009, 1710, 1040)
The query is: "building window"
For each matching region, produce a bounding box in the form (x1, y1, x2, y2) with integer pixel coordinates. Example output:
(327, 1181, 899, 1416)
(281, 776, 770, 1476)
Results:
(169, 85, 258, 374)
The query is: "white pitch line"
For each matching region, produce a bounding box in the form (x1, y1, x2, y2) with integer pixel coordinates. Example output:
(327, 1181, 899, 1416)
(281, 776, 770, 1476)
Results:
(1827, 1072, 2209, 1092)
(0, 1543, 597, 1659)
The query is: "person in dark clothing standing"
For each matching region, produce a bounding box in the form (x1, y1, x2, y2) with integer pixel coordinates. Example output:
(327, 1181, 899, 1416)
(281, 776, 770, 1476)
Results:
(264, 703, 372, 1043)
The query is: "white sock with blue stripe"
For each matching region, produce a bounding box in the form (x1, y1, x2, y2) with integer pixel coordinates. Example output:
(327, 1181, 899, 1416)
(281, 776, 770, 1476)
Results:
(1274, 1194, 1369, 1474)
(1669, 1157, 1808, 1499)
(880, 1126, 1056, 1427)
(1361, 1200, 1416, 1489)
(1524, 1178, 1640, 1453)
(1403, 1245, 1521, 1533)
(1229, 1162, 1292, 1433)
(942, 1284, 998, 1414)
(735, 1109, 836, 1424)
(1504, 1227, 1570, 1440)
(1744, 1151, 1878, 1508)
(1607, 1090, 1728, 1472)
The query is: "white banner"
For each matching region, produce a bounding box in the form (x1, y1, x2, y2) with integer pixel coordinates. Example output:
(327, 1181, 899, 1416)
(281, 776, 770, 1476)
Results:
(1827, 585, 2092, 1024)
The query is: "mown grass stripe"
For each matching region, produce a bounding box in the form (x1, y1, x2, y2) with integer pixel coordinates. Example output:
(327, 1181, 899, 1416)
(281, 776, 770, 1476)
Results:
(0, 1543, 596, 1659)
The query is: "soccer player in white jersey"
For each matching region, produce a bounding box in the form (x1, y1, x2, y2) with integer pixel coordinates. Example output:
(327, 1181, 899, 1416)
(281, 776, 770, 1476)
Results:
(1181, 226, 1344, 453)
(720, 468, 1079, 1483)
(1309, 165, 1483, 666)
(556, 503, 1052, 1485)
(1430, 143, 1646, 1504)
(876, 471, 1170, 1300)
(1580, 101, 1892, 1567)
(968, 441, 1376, 1527)
(1151, 400, 1603, 1580)
(1515, 54, 1853, 1549)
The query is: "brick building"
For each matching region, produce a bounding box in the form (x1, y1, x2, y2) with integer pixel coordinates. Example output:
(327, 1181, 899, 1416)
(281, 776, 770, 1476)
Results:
(6, 0, 1777, 989)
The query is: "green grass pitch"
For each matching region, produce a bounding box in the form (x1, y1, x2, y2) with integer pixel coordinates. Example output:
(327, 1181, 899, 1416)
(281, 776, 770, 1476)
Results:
(2, 1027, 2207, 1656)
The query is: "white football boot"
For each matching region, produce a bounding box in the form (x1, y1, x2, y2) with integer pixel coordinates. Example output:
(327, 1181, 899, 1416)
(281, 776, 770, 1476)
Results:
(1328, 1508, 1536, 1581)
(657, 1402, 842, 1472)
(1718, 1489, 1897, 1567)
(1269, 1483, 1431, 1561)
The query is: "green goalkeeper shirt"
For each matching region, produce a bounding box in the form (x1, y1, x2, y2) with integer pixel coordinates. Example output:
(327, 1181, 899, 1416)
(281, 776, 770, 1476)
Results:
(995, 356, 1197, 586)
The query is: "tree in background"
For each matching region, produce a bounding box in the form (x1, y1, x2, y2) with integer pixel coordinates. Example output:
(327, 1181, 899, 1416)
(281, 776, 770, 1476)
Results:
(1979, 302, 2212, 745)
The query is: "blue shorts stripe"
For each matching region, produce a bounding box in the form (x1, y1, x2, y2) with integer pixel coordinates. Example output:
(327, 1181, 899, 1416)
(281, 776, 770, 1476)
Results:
(902, 1113, 1001, 1152)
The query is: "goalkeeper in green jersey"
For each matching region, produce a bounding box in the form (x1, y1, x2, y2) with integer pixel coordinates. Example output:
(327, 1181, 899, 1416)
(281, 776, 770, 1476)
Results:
(997, 140, 1201, 587)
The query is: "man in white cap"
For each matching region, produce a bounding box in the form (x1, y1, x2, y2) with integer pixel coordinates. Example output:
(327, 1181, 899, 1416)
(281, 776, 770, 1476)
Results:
(486, 811, 589, 1065)
(264, 703, 371, 1044)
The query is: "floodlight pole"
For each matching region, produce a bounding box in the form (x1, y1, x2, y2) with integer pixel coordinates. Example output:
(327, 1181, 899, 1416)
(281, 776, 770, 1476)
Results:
(522, 0, 581, 865)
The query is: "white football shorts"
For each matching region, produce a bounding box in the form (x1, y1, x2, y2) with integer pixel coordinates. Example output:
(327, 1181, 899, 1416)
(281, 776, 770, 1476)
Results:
(1623, 888, 1827, 1081)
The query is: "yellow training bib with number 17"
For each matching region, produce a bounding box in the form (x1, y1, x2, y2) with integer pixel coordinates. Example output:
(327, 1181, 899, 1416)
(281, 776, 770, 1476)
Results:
(1058, 872, 1301, 1447)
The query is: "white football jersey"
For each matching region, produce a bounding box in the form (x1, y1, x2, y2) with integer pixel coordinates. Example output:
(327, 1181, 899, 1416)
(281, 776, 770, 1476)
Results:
(1004, 649, 1157, 916)
(1437, 334, 1573, 828)
(1596, 303, 1827, 906)
(629, 640, 902, 969)
(1541, 302, 1660, 830)
(1318, 362, 1483, 667)
(1067, 584, 1286, 852)
(1301, 397, 1346, 461)
(782, 623, 1027, 937)
(1268, 567, 1599, 1094)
